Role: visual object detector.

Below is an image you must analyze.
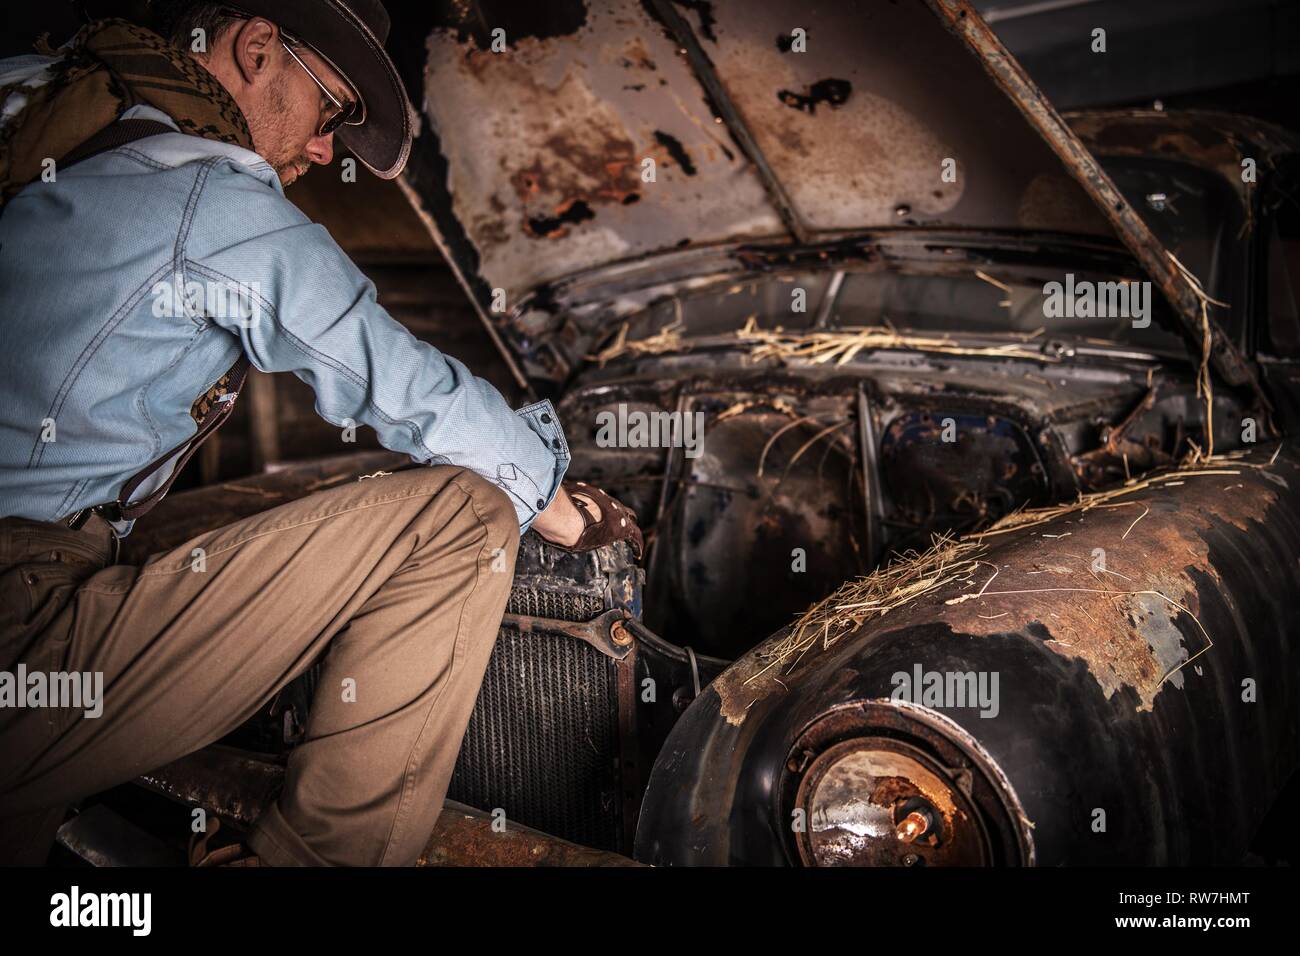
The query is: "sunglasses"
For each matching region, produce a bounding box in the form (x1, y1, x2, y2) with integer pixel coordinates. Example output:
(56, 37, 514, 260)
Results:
(280, 36, 363, 137)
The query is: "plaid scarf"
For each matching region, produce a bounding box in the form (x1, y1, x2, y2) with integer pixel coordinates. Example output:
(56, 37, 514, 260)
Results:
(0, 18, 254, 204)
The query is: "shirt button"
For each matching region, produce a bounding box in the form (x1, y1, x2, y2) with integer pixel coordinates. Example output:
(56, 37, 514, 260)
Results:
(552, 438, 561, 449)
(536, 498, 546, 509)
(540, 413, 551, 423)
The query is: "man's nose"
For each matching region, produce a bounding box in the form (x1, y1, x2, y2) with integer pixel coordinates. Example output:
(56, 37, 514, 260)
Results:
(305, 132, 334, 166)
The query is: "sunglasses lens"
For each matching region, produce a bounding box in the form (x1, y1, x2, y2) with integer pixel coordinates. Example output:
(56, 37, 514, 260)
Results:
(320, 103, 354, 136)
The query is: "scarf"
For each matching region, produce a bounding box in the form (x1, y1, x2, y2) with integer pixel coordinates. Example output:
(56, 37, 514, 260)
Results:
(0, 18, 254, 204)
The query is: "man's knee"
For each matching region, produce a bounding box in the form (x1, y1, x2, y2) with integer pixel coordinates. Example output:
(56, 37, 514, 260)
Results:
(443, 468, 521, 553)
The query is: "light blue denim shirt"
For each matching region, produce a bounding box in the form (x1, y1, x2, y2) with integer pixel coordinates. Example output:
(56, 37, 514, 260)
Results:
(0, 87, 568, 533)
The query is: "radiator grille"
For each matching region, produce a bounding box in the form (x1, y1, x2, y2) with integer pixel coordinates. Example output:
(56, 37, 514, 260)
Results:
(505, 586, 604, 621)
(448, 626, 623, 851)
(222, 569, 634, 852)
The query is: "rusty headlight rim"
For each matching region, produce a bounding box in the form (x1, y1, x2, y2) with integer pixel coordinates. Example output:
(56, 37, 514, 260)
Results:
(777, 698, 1036, 867)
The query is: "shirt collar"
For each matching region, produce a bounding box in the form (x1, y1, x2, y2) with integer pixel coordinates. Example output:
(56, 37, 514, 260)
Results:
(119, 104, 282, 194)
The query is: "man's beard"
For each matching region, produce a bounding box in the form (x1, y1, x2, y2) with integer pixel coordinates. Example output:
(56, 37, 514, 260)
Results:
(247, 76, 313, 186)
(275, 153, 312, 186)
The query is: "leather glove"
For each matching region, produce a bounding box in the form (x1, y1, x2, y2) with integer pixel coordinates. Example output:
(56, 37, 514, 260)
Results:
(547, 479, 644, 560)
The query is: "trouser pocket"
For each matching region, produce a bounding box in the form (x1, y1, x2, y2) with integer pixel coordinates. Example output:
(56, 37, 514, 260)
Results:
(0, 539, 104, 758)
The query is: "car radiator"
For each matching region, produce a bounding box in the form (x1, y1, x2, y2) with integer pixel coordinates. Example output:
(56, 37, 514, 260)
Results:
(446, 537, 642, 853)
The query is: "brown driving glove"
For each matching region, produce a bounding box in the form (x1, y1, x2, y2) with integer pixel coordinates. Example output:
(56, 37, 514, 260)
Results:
(547, 479, 644, 560)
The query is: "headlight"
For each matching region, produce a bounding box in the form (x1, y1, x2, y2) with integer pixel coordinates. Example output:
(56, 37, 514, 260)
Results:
(782, 701, 1034, 866)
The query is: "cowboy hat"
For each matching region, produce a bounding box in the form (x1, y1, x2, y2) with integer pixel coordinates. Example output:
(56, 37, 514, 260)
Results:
(218, 0, 412, 178)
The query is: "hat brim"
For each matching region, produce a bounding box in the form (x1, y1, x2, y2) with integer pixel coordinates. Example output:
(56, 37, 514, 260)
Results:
(237, 1, 413, 179)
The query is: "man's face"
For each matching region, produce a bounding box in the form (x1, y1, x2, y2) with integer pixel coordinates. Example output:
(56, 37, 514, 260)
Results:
(205, 18, 357, 187)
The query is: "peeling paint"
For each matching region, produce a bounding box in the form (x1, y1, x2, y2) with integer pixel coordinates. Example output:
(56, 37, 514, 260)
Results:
(936, 476, 1277, 711)
(714, 449, 1291, 725)
(653, 130, 698, 175)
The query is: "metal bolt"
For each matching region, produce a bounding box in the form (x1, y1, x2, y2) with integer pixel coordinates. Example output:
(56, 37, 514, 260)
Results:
(610, 620, 633, 646)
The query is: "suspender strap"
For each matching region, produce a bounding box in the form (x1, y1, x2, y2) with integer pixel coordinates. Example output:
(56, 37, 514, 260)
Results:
(67, 355, 251, 529)
(60, 118, 177, 168)
(115, 355, 251, 521)
(57, 116, 249, 531)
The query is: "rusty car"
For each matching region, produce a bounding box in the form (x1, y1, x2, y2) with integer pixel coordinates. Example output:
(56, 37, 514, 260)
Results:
(55, 0, 1300, 866)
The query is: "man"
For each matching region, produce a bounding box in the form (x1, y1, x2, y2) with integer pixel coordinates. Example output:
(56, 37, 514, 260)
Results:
(0, 0, 642, 866)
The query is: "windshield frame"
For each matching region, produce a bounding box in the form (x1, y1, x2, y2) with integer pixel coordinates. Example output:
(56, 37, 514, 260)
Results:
(584, 230, 1196, 368)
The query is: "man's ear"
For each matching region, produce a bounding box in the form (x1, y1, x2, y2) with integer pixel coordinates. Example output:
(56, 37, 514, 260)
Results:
(229, 17, 280, 87)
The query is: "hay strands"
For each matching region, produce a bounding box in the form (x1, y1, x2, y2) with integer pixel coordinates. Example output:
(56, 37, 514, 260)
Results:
(735, 316, 1052, 365)
(749, 454, 1261, 685)
(587, 315, 687, 365)
(1167, 250, 1229, 461)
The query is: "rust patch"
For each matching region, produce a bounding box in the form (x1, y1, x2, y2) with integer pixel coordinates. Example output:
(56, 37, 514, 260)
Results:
(420, 804, 642, 867)
(618, 37, 657, 71)
(716, 40, 963, 226)
(869, 775, 916, 808)
(1067, 112, 1252, 202)
(715, 628, 789, 726)
(939, 481, 1277, 711)
(717, 451, 1292, 724)
(506, 126, 641, 239)
(653, 130, 697, 175)
(777, 78, 852, 114)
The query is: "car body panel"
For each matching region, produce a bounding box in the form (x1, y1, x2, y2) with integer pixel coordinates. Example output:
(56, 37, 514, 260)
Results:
(409, 0, 1112, 303)
(634, 442, 1300, 865)
(397, 0, 1263, 390)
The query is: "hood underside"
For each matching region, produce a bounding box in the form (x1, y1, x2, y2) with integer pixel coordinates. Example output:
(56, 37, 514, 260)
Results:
(411, 0, 1114, 298)
(397, 0, 1259, 395)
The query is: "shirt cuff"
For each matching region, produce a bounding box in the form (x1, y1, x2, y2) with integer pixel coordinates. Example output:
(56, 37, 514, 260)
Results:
(503, 398, 571, 532)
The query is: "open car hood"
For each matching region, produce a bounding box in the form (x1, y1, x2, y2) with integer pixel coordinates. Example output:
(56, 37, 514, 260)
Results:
(397, 0, 1258, 396)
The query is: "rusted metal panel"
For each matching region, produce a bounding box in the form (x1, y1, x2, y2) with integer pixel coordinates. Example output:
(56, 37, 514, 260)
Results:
(137, 747, 284, 829)
(400, 0, 1135, 333)
(701, 0, 1112, 236)
(635, 443, 1300, 864)
(419, 803, 644, 867)
(410, 0, 783, 308)
(1066, 108, 1300, 215)
(926, 0, 1264, 398)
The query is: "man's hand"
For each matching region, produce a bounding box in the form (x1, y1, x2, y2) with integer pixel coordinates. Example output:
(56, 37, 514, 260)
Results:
(531, 485, 586, 547)
(531, 482, 644, 559)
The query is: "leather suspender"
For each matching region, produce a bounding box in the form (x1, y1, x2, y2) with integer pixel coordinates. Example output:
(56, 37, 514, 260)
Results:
(59, 117, 177, 167)
(58, 118, 253, 529)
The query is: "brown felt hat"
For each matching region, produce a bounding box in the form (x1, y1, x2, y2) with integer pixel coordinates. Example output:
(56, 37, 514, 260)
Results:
(225, 0, 413, 178)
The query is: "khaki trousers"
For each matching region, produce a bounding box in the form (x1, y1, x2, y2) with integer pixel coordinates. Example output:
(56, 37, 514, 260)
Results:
(0, 465, 519, 865)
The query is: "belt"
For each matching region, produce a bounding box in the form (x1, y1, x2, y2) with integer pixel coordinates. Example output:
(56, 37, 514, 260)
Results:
(54, 508, 122, 564)
(63, 502, 122, 531)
